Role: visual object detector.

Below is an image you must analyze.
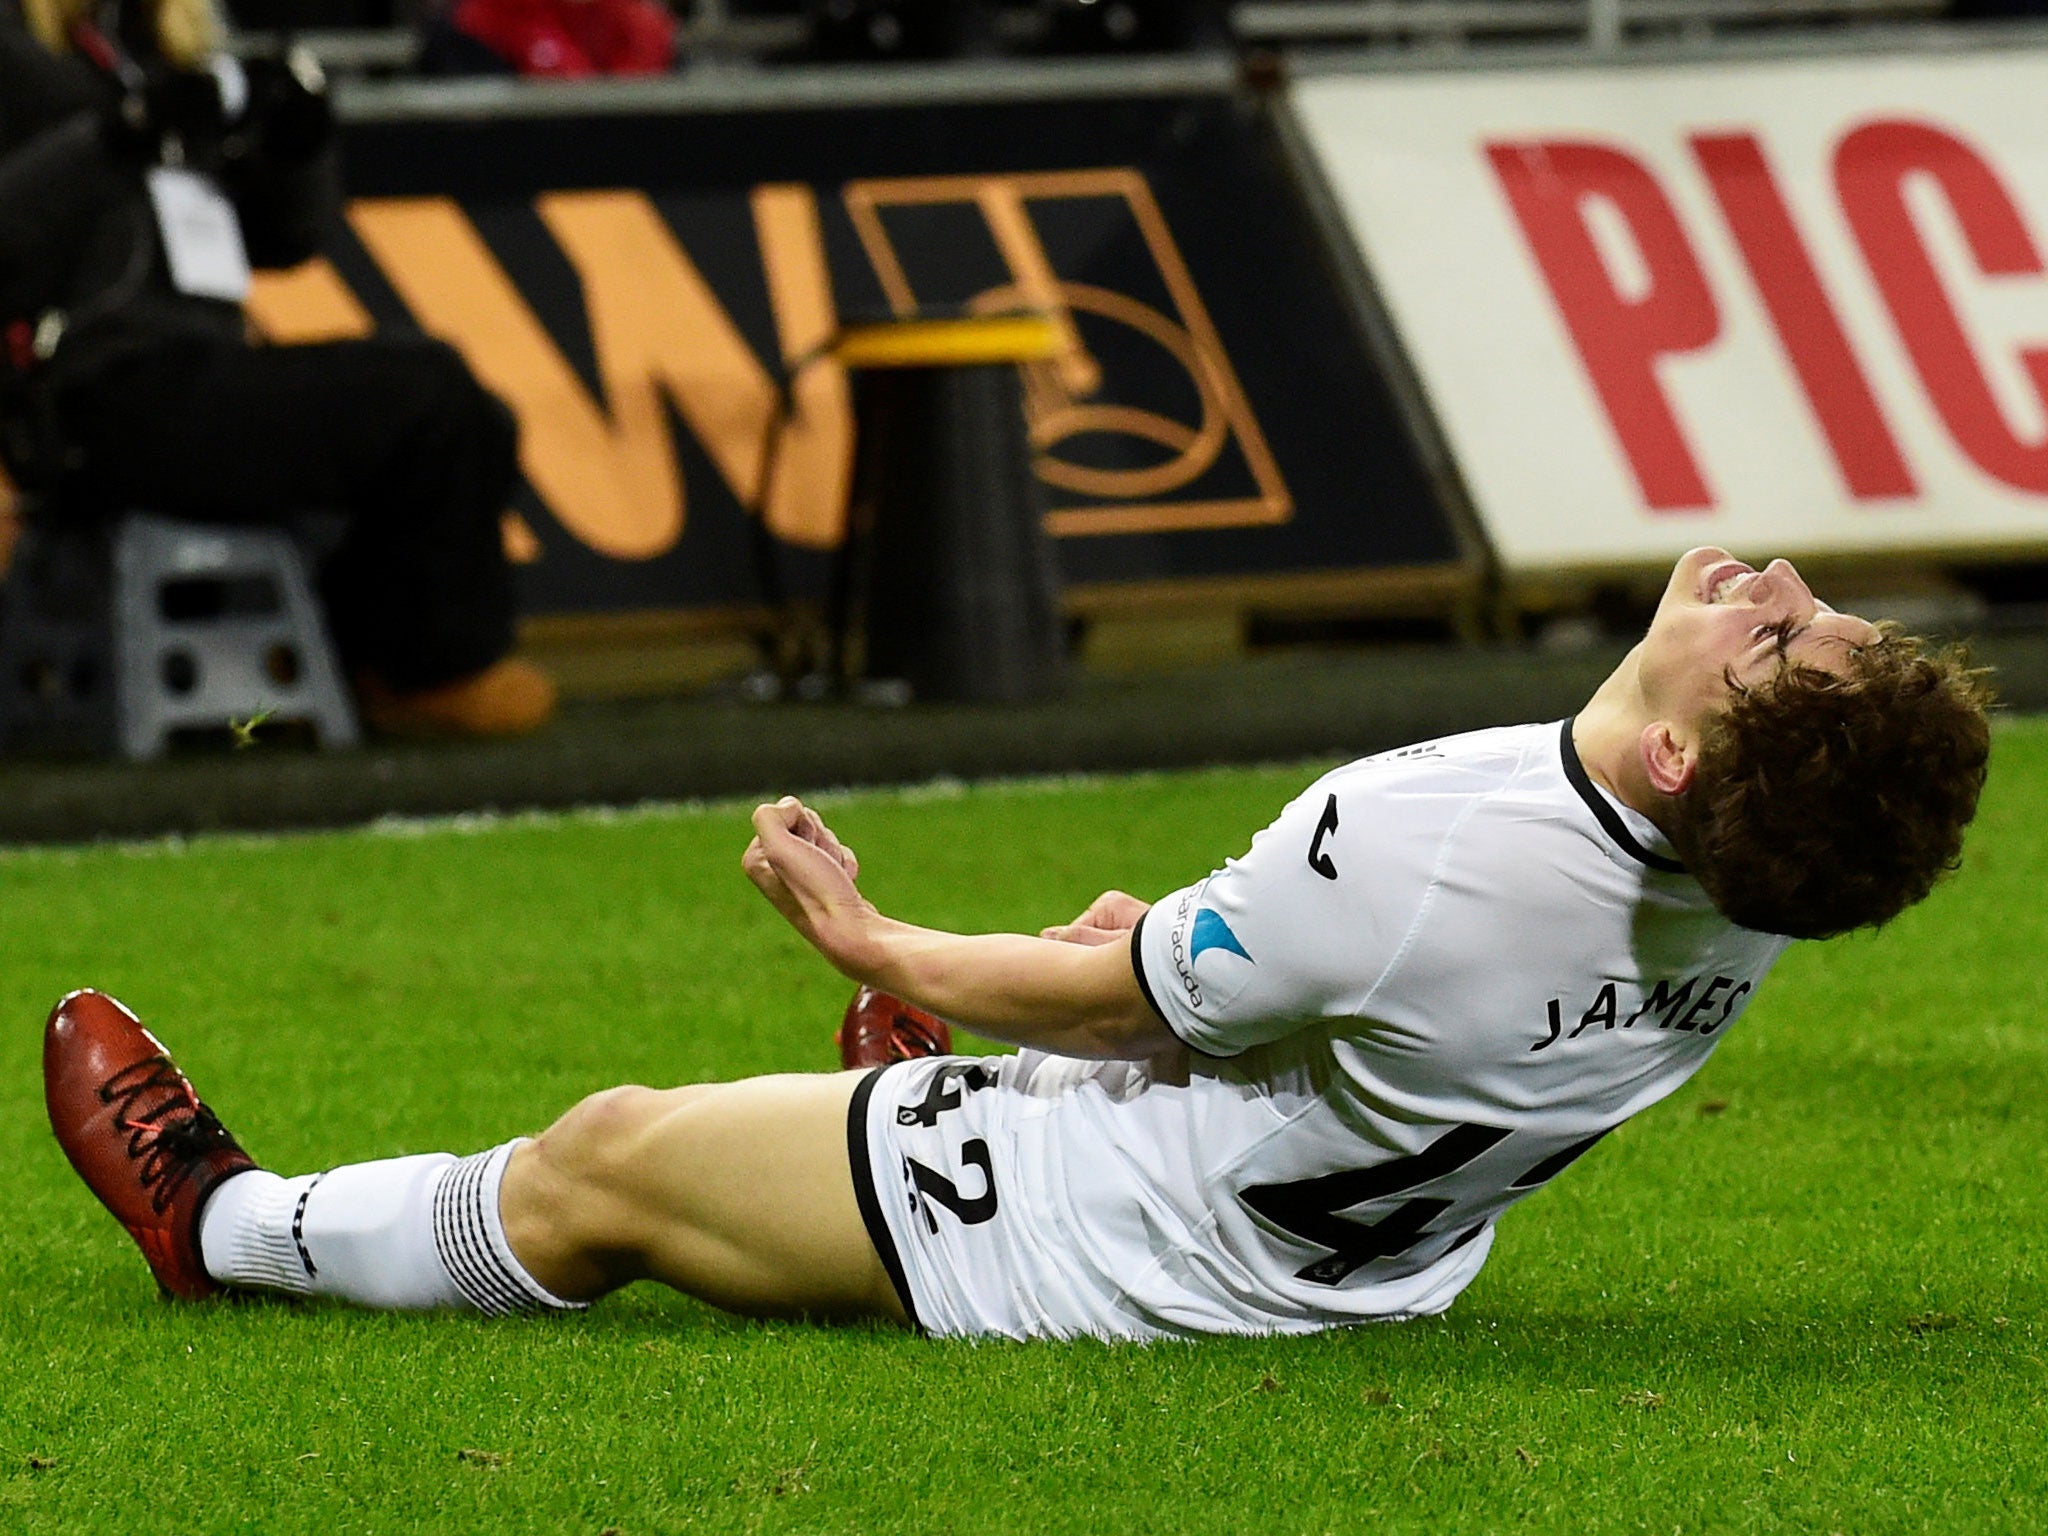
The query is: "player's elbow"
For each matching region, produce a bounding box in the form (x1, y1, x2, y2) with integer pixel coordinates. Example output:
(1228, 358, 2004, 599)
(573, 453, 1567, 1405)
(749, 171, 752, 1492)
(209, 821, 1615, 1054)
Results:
(1072, 999, 1178, 1062)
(1052, 940, 1174, 1059)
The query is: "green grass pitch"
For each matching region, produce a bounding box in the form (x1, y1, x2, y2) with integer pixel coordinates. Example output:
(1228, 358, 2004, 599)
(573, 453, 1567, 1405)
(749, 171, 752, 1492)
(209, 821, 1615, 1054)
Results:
(3, 723, 2045, 1535)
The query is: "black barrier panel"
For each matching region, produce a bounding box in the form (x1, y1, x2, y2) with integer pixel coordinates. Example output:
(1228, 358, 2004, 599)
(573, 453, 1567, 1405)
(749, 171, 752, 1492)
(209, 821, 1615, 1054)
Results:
(287, 91, 1457, 616)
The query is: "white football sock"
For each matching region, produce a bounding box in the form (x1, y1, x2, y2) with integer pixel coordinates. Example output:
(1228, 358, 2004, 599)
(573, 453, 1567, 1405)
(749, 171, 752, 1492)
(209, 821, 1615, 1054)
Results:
(197, 1167, 323, 1296)
(198, 1141, 585, 1314)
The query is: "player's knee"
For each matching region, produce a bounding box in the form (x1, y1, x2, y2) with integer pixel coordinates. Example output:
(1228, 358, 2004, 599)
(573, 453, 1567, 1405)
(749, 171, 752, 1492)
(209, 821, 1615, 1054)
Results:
(534, 1084, 667, 1190)
(504, 1086, 673, 1281)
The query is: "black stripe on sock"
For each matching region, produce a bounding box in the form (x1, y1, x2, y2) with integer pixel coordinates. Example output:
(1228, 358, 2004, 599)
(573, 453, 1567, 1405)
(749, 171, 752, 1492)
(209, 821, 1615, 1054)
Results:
(847, 1068, 922, 1333)
(457, 1155, 533, 1316)
(433, 1155, 527, 1316)
(291, 1173, 323, 1280)
(430, 1160, 490, 1311)
(453, 1159, 528, 1315)
(440, 1167, 508, 1314)
(430, 1161, 494, 1312)
(448, 1163, 520, 1318)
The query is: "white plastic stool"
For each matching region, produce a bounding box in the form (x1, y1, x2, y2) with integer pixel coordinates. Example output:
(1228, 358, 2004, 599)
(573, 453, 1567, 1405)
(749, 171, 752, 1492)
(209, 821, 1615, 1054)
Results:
(0, 512, 358, 759)
(113, 514, 358, 759)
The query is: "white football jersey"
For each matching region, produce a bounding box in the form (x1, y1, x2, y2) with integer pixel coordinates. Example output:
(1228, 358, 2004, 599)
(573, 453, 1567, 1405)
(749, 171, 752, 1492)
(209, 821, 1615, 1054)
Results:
(855, 718, 1790, 1340)
(1120, 717, 1789, 1328)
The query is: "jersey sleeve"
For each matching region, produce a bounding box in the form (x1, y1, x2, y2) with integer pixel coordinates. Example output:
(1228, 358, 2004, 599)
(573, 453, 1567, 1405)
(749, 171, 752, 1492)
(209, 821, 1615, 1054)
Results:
(1132, 759, 1465, 1058)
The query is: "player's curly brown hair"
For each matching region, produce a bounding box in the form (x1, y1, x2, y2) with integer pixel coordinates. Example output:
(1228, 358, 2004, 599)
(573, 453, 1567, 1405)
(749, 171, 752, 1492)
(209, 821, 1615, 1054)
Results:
(1665, 627, 1993, 940)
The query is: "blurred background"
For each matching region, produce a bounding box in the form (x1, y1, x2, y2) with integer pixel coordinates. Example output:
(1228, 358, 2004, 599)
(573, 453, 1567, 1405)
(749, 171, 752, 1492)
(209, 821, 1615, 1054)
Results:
(5, 0, 2048, 840)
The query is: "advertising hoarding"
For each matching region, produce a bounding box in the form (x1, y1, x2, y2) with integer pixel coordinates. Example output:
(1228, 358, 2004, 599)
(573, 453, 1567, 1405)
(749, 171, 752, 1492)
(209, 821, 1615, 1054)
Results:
(1295, 52, 2048, 572)
(249, 89, 1461, 618)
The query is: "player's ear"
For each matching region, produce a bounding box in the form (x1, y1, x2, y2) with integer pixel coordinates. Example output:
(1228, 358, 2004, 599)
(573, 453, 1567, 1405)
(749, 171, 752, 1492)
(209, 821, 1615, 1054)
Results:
(1638, 721, 1697, 797)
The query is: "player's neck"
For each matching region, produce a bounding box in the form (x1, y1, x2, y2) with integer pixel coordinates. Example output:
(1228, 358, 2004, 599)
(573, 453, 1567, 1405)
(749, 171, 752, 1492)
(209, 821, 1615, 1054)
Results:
(1573, 655, 1672, 834)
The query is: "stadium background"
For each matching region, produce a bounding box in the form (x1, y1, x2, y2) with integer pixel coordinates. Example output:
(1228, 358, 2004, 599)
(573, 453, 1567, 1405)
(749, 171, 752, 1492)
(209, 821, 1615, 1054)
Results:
(8, 0, 2048, 832)
(4, 5, 2046, 1533)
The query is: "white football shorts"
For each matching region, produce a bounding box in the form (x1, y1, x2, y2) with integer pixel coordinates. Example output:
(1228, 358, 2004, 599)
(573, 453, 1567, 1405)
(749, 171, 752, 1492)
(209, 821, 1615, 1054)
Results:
(847, 1052, 1489, 1342)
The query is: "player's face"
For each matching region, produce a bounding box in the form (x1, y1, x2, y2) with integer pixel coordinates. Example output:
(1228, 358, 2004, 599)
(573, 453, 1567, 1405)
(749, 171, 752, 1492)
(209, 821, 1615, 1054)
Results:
(1636, 548, 1883, 730)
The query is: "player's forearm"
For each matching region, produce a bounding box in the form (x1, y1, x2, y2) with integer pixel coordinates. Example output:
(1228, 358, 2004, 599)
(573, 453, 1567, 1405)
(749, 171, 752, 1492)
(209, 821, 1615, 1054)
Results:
(849, 918, 1171, 1060)
(741, 796, 1171, 1060)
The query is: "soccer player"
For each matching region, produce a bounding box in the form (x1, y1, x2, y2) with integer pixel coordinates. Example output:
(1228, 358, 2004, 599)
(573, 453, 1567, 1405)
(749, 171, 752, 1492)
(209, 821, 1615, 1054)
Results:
(46, 547, 1991, 1339)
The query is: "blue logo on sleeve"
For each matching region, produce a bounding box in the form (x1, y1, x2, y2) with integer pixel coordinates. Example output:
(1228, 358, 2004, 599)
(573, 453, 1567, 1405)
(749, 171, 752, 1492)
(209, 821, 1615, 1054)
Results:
(1190, 908, 1253, 965)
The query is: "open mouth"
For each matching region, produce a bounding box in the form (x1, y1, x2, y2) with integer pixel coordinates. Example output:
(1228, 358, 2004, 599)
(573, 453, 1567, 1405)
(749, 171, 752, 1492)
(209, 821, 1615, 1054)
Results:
(1698, 558, 1756, 604)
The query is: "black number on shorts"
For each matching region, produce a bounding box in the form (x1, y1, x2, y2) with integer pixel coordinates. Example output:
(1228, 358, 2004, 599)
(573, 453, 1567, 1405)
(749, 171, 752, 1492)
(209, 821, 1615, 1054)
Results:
(897, 1063, 990, 1129)
(1239, 1123, 1510, 1286)
(906, 1140, 999, 1231)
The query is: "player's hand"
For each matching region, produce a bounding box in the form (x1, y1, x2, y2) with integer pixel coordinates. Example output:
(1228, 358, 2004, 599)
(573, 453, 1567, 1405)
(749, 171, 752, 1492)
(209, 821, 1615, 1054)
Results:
(1040, 889, 1149, 947)
(743, 797, 877, 969)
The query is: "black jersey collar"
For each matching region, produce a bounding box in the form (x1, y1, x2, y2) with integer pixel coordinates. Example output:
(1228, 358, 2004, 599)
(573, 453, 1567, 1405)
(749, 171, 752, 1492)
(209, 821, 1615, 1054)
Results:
(1559, 718, 1687, 875)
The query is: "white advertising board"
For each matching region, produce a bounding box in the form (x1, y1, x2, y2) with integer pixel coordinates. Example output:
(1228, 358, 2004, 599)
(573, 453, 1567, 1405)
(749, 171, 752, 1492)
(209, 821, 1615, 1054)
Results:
(1294, 52, 2048, 571)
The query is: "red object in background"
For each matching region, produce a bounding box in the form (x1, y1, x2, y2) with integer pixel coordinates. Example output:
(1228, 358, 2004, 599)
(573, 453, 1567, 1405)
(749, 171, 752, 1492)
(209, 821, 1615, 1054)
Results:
(5, 320, 35, 374)
(450, 0, 675, 78)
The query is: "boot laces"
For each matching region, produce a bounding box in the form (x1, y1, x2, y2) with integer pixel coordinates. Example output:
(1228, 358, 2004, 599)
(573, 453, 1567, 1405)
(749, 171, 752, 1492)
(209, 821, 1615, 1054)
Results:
(96, 1056, 234, 1216)
(886, 1004, 947, 1061)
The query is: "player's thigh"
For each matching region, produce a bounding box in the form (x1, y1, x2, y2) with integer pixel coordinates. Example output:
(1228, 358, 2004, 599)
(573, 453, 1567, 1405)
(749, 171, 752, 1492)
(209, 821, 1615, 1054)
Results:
(513, 1072, 903, 1322)
(609, 1072, 884, 1306)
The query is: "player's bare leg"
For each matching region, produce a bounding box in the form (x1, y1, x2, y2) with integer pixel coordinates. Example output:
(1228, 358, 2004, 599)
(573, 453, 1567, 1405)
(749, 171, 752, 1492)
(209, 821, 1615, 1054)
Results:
(500, 1072, 909, 1324)
(46, 988, 910, 1325)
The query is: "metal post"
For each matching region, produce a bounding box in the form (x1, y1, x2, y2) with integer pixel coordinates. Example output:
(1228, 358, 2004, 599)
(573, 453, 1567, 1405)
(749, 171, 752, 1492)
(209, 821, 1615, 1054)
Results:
(694, 0, 731, 59)
(1587, 0, 1623, 51)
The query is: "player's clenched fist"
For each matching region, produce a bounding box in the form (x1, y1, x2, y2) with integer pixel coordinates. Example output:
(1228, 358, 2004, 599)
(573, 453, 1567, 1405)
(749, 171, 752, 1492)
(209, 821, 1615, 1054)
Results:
(749, 796, 859, 878)
(743, 797, 878, 971)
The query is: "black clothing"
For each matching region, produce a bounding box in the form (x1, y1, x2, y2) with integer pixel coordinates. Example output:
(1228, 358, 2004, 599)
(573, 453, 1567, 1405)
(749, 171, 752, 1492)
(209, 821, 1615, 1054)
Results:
(0, 28, 338, 392)
(0, 24, 98, 151)
(0, 21, 522, 690)
(69, 339, 520, 690)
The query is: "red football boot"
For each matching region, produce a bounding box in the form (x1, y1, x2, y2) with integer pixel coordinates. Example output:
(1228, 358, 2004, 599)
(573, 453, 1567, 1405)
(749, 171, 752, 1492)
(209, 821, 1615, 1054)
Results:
(836, 985, 952, 1069)
(44, 989, 255, 1300)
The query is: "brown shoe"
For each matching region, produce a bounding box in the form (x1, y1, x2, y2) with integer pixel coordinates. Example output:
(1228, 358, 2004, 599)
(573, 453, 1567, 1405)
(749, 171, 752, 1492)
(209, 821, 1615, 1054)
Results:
(358, 658, 557, 739)
(44, 990, 255, 1300)
(837, 986, 952, 1069)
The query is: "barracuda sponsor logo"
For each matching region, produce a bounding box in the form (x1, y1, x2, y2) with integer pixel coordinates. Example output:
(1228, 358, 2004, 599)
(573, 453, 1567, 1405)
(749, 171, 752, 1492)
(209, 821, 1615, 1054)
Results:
(1168, 889, 1203, 1007)
(1190, 908, 1252, 965)
(1171, 891, 1254, 1011)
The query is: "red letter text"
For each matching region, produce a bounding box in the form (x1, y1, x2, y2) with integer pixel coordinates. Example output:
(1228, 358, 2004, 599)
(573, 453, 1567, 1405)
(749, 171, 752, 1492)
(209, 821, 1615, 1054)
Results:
(1835, 119, 2048, 495)
(1692, 131, 1916, 501)
(1487, 140, 1721, 510)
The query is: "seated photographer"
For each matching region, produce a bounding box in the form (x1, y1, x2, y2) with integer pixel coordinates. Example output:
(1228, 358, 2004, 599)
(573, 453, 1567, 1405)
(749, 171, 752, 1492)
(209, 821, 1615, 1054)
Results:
(0, 0, 555, 738)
